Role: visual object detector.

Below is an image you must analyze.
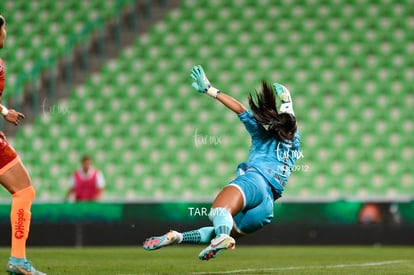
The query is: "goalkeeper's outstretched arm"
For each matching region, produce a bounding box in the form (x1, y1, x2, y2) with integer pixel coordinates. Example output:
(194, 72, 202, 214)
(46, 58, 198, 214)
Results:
(215, 92, 246, 115)
(190, 65, 246, 114)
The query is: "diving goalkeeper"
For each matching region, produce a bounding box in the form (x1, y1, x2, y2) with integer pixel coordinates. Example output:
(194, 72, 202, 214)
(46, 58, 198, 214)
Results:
(143, 65, 300, 260)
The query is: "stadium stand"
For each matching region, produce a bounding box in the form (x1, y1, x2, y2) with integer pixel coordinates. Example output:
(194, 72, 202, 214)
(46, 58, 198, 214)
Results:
(1, 0, 413, 201)
(0, 0, 140, 102)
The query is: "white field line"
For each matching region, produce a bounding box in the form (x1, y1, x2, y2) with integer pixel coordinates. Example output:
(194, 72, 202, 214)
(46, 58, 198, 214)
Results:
(191, 260, 409, 274)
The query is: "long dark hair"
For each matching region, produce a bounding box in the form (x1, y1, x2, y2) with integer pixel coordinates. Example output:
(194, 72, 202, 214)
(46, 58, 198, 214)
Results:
(0, 15, 4, 28)
(248, 81, 297, 141)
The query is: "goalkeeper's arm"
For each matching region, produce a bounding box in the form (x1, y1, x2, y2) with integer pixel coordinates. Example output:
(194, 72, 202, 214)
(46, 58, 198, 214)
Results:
(190, 65, 246, 114)
(215, 92, 246, 115)
(273, 83, 295, 116)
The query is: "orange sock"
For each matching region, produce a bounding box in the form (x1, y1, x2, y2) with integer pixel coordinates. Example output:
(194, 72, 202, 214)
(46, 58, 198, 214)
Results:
(10, 185, 35, 259)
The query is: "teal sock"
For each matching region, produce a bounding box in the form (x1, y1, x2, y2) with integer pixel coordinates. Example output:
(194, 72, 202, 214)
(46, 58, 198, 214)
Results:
(209, 207, 233, 236)
(181, 227, 215, 244)
(199, 226, 215, 243)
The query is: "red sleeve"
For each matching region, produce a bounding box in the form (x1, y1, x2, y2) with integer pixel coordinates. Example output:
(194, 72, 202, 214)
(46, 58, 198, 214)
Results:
(0, 58, 5, 95)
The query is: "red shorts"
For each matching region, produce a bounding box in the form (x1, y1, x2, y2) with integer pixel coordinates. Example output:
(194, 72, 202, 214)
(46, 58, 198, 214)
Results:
(0, 136, 19, 175)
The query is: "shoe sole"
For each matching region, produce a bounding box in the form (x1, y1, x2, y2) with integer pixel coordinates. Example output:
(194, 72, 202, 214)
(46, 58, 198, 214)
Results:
(143, 237, 164, 250)
(143, 231, 178, 251)
(7, 270, 32, 275)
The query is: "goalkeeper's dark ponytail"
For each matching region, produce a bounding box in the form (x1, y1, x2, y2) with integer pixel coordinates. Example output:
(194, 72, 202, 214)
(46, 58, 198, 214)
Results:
(0, 15, 4, 28)
(248, 81, 297, 141)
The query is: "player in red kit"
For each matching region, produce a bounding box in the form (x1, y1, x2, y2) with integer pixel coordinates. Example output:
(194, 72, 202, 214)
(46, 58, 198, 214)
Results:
(65, 155, 105, 202)
(0, 15, 46, 275)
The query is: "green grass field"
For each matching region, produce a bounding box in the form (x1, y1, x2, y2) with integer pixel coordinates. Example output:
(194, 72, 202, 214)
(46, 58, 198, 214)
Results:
(1, 246, 413, 274)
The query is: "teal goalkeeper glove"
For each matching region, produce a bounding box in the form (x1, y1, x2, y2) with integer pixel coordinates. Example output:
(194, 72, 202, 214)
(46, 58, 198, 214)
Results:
(190, 65, 220, 98)
(273, 83, 295, 115)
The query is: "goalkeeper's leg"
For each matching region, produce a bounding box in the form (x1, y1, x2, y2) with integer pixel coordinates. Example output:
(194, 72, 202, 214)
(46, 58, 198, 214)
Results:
(197, 185, 244, 260)
(143, 227, 215, 250)
(144, 185, 244, 258)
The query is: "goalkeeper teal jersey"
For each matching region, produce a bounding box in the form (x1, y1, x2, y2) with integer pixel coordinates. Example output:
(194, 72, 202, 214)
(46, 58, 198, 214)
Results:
(236, 110, 301, 198)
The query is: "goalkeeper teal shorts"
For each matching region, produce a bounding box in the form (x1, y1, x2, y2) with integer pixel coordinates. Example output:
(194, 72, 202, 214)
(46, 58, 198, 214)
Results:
(229, 169, 275, 235)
